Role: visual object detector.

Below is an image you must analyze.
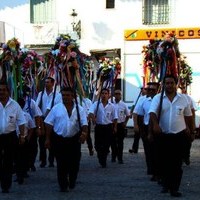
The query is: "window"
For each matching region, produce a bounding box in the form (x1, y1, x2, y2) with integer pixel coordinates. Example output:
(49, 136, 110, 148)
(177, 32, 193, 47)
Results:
(30, 0, 56, 24)
(106, 0, 115, 9)
(142, 0, 170, 25)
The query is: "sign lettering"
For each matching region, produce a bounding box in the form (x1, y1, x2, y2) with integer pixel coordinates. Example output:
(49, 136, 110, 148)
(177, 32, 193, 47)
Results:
(124, 28, 200, 40)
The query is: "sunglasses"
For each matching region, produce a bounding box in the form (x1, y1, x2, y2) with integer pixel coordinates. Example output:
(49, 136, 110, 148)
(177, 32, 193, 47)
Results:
(147, 88, 157, 91)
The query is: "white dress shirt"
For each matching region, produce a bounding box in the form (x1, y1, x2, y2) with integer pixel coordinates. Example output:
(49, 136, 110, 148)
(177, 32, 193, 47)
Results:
(36, 90, 62, 116)
(149, 92, 192, 134)
(78, 97, 92, 117)
(23, 97, 42, 119)
(89, 101, 118, 124)
(16, 111, 36, 136)
(133, 95, 147, 114)
(137, 97, 152, 125)
(113, 100, 130, 123)
(44, 103, 88, 138)
(0, 98, 26, 134)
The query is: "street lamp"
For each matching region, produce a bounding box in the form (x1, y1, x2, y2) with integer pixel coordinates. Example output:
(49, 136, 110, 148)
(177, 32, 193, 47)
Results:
(70, 9, 81, 39)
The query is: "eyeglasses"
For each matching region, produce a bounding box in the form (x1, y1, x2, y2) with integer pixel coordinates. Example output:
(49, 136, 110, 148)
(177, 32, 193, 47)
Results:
(147, 88, 157, 92)
(114, 93, 121, 95)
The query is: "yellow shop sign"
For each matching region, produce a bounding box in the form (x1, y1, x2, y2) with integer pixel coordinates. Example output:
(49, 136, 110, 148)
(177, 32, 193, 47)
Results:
(124, 28, 200, 40)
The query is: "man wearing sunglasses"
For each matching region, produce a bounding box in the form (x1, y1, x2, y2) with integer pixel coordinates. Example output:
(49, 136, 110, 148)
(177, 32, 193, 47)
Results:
(111, 90, 130, 164)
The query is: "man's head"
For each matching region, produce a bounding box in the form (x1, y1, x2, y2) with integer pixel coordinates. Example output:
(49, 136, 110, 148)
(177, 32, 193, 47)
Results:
(0, 81, 10, 102)
(114, 89, 122, 102)
(100, 88, 110, 102)
(163, 75, 178, 94)
(61, 87, 74, 104)
(146, 82, 160, 98)
(45, 77, 55, 91)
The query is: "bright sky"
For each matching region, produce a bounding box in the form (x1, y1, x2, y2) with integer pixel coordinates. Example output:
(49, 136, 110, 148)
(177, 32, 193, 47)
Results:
(0, 0, 29, 9)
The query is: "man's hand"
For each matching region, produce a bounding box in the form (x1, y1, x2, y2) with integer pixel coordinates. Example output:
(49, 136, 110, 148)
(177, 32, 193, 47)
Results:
(79, 131, 87, 144)
(19, 135, 26, 145)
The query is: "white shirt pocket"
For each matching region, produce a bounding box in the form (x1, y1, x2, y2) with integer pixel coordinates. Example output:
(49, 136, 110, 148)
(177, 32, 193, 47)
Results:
(176, 106, 184, 116)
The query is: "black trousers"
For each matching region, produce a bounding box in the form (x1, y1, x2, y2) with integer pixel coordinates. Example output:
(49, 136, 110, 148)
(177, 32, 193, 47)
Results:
(111, 123, 126, 161)
(51, 133, 81, 190)
(28, 128, 38, 168)
(142, 125, 154, 175)
(0, 132, 18, 191)
(86, 121, 93, 151)
(158, 132, 184, 192)
(39, 130, 54, 165)
(132, 115, 144, 153)
(95, 124, 112, 166)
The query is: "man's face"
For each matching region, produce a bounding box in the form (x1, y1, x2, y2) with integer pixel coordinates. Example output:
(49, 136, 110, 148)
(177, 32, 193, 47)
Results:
(0, 85, 9, 101)
(147, 85, 158, 98)
(114, 91, 121, 101)
(164, 77, 177, 94)
(101, 90, 109, 101)
(45, 79, 54, 91)
(61, 91, 74, 104)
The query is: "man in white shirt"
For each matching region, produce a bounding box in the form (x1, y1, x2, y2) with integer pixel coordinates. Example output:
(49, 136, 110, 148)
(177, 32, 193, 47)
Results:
(15, 97, 36, 184)
(0, 82, 26, 193)
(36, 77, 62, 168)
(22, 86, 43, 171)
(111, 90, 130, 164)
(149, 75, 193, 197)
(44, 87, 88, 192)
(136, 82, 160, 179)
(89, 88, 118, 168)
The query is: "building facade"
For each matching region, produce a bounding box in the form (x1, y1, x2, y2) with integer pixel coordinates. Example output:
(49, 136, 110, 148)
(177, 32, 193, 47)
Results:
(0, 0, 200, 126)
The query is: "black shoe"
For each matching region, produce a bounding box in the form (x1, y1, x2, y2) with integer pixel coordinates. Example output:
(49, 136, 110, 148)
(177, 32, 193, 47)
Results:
(23, 172, 29, 178)
(40, 162, 46, 168)
(30, 165, 36, 172)
(184, 158, 190, 166)
(17, 177, 24, 185)
(2, 189, 9, 193)
(60, 188, 69, 192)
(69, 181, 76, 189)
(89, 149, 94, 156)
(101, 164, 107, 168)
(129, 149, 138, 154)
(170, 191, 182, 197)
(118, 160, 124, 164)
(161, 187, 168, 193)
(48, 163, 54, 168)
(129, 149, 134, 153)
(150, 175, 157, 182)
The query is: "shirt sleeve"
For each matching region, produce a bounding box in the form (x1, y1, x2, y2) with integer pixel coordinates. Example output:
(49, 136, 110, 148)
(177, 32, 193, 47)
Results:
(148, 94, 160, 115)
(89, 102, 97, 114)
(79, 106, 88, 126)
(26, 113, 36, 129)
(44, 108, 55, 126)
(47, 92, 63, 110)
(31, 100, 42, 117)
(16, 104, 27, 126)
(35, 92, 42, 106)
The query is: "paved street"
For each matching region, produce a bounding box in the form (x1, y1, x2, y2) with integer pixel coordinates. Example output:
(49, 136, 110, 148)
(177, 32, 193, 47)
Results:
(0, 129, 200, 200)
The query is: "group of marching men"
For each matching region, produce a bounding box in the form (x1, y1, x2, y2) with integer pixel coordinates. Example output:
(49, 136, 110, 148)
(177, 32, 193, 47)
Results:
(130, 76, 197, 197)
(0, 74, 197, 196)
(0, 76, 130, 193)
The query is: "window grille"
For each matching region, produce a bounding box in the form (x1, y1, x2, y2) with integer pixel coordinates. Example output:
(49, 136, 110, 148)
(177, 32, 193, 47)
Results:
(106, 0, 115, 9)
(30, 0, 56, 24)
(142, 0, 170, 25)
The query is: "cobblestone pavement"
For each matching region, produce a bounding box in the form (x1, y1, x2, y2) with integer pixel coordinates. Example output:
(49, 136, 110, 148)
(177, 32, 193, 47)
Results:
(0, 129, 200, 200)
